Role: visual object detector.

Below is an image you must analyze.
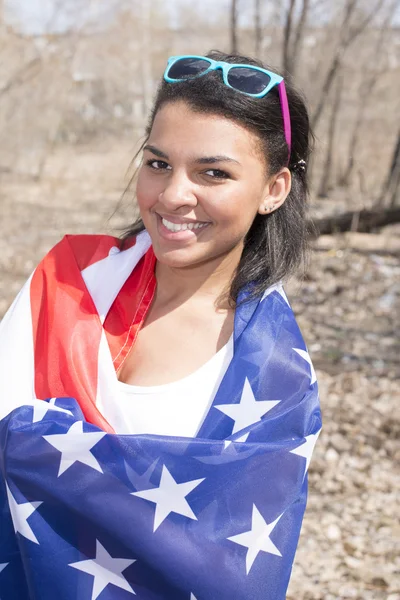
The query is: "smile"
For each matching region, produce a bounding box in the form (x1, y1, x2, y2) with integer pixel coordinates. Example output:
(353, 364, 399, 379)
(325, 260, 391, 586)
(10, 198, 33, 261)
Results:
(161, 217, 209, 232)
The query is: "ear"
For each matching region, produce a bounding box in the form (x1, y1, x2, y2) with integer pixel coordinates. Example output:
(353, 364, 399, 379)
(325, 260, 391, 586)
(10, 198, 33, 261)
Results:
(258, 168, 292, 216)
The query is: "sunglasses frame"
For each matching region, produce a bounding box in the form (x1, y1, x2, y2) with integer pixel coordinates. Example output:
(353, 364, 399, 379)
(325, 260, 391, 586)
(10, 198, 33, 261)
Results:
(164, 55, 292, 157)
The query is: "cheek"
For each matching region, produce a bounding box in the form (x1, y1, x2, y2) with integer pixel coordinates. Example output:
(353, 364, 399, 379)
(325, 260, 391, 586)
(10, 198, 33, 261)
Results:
(207, 184, 260, 231)
(136, 170, 161, 210)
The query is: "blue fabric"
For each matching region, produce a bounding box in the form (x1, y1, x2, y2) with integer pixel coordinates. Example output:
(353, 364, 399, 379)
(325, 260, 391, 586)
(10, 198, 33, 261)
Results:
(0, 289, 321, 600)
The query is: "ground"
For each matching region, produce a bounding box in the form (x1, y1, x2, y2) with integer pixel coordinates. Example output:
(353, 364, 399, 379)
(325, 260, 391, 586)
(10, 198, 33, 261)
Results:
(0, 142, 399, 600)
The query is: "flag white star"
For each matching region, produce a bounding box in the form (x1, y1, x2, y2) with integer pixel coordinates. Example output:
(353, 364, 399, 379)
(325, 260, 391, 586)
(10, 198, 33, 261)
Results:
(43, 421, 106, 476)
(0, 563, 8, 573)
(293, 348, 317, 385)
(290, 431, 321, 474)
(6, 483, 42, 545)
(124, 458, 158, 492)
(262, 283, 290, 305)
(195, 438, 258, 465)
(228, 504, 283, 574)
(190, 594, 198, 600)
(69, 540, 135, 600)
(214, 378, 280, 441)
(32, 398, 73, 423)
(132, 465, 205, 532)
(223, 433, 249, 448)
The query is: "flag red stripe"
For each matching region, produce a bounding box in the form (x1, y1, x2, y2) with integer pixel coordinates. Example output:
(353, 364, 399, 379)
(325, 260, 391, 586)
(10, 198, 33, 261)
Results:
(104, 247, 156, 372)
(30, 234, 156, 432)
(30, 236, 119, 432)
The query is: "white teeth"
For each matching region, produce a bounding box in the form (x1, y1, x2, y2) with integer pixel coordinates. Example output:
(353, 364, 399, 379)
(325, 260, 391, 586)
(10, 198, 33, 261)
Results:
(161, 217, 208, 232)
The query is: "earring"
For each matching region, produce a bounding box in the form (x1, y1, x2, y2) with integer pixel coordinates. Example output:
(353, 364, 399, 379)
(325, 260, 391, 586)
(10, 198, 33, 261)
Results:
(264, 205, 273, 213)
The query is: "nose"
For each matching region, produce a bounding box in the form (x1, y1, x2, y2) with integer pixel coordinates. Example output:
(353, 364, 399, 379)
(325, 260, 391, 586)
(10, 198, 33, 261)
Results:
(158, 170, 197, 210)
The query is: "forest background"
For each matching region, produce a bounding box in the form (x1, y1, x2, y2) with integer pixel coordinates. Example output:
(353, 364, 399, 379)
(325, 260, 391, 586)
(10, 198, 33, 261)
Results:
(0, 1, 399, 598)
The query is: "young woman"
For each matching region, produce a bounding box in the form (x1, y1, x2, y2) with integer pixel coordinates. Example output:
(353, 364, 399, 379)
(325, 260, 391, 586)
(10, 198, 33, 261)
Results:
(0, 52, 321, 600)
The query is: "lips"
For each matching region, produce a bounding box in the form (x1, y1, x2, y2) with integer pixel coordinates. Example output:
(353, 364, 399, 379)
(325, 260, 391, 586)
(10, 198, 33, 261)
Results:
(157, 213, 210, 224)
(161, 217, 208, 232)
(156, 213, 211, 240)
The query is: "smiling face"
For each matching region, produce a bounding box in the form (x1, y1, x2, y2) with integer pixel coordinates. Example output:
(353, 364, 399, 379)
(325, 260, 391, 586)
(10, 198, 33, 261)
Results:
(136, 100, 290, 271)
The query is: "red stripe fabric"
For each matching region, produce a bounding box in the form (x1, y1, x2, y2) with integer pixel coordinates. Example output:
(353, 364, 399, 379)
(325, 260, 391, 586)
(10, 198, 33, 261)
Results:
(29, 234, 155, 433)
(67, 234, 125, 270)
(104, 247, 156, 373)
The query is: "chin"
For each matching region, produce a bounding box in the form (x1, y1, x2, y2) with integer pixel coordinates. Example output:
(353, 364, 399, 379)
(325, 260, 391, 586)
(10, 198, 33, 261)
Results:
(154, 241, 242, 272)
(152, 246, 210, 269)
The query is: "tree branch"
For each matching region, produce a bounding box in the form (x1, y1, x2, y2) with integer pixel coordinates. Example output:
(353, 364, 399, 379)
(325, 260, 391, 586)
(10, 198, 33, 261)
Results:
(0, 58, 41, 99)
(311, 206, 400, 236)
(339, 0, 396, 187)
(283, 0, 296, 73)
(231, 0, 239, 53)
(290, 0, 310, 75)
(343, 0, 386, 46)
(311, 0, 386, 130)
(254, 0, 262, 56)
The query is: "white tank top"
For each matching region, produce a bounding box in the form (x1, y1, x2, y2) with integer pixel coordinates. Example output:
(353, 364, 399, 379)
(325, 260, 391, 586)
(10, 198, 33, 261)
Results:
(116, 335, 234, 437)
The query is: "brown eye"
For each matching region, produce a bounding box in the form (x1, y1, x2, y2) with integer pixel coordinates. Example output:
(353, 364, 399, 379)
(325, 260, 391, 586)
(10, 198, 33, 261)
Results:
(204, 169, 230, 179)
(146, 160, 170, 170)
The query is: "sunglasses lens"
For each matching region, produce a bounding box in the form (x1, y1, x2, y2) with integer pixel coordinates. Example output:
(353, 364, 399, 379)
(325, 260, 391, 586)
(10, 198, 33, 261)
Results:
(168, 58, 211, 80)
(227, 67, 271, 95)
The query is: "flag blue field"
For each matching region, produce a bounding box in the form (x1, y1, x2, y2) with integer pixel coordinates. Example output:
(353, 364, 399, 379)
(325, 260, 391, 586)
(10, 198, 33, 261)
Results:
(0, 375, 320, 599)
(0, 237, 321, 598)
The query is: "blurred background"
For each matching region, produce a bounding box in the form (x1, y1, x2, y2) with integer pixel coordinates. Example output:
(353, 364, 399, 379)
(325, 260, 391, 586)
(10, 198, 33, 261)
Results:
(0, 1, 399, 598)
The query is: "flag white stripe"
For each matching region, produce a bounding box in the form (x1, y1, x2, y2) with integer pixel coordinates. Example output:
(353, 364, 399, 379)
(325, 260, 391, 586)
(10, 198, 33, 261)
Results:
(0, 273, 36, 420)
(81, 231, 151, 324)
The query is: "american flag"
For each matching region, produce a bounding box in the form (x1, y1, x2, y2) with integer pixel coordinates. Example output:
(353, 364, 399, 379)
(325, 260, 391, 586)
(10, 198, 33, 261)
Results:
(0, 231, 321, 599)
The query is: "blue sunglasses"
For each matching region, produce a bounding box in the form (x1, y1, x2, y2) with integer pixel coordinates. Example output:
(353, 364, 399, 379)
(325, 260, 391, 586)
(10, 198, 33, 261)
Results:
(164, 55, 291, 156)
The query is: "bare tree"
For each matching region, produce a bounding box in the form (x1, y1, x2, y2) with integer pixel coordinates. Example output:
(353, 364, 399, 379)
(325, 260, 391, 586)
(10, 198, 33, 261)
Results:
(283, 0, 310, 76)
(311, 0, 386, 130)
(140, 0, 152, 118)
(254, 0, 262, 56)
(230, 0, 239, 54)
(0, 57, 41, 99)
(34, 0, 100, 179)
(318, 73, 343, 197)
(379, 129, 400, 207)
(339, 0, 397, 187)
(283, 0, 296, 73)
(0, 0, 101, 177)
(290, 0, 309, 74)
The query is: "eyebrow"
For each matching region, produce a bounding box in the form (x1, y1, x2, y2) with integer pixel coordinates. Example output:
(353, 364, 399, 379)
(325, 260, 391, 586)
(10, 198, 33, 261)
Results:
(143, 145, 169, 159)
(143, 144, 240, 166)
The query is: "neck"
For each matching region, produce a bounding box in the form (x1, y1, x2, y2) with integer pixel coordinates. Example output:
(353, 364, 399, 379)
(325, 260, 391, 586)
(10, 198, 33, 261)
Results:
(154, 246, 242, 310)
